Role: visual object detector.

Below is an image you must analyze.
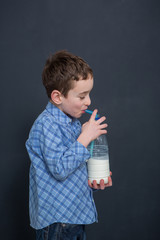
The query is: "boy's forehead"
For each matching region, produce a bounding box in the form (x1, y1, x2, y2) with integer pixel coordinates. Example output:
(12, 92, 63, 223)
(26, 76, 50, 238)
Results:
(71, 77, 94, 93)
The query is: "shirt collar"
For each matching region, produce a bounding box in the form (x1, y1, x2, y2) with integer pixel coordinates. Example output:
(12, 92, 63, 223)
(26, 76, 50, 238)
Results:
(46, 101, 76, 125)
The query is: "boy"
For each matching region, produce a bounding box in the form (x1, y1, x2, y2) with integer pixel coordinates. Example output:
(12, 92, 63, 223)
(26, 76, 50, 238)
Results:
(26, 50, 112, 240)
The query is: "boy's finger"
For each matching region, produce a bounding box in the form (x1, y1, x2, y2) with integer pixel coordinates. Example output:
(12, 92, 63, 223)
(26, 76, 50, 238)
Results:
(100, 179, 105, 190)
(96, 116, 106, 124)
(90, 109, 98, 121)
(99, 123, 108, 130)
(107, 176, 112, 186)
(93, 180, 98, 189)
(88, 180, 92, 188)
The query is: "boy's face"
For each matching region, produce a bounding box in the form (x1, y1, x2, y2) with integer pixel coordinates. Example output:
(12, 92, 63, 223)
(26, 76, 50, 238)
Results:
(59, 76, 93, 118)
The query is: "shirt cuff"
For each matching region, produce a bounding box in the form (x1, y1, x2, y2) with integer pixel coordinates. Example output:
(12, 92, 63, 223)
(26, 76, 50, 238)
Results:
(70, 140, 91, 163)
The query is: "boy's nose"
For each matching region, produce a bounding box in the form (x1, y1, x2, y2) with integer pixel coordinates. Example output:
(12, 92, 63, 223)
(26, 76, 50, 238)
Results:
(85, 95, 91, 106)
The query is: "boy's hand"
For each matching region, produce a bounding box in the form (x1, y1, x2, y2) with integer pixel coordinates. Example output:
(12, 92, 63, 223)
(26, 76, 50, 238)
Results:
(77, 109, 108, 147)
(88, 171, 112, 190)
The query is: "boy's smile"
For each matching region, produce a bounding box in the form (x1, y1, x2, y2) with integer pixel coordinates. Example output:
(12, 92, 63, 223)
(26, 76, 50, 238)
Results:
(59, 76, 93, 118)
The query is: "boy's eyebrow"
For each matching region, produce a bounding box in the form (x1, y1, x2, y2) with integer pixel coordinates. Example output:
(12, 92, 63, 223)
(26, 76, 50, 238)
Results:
(78, 91, 90, 95)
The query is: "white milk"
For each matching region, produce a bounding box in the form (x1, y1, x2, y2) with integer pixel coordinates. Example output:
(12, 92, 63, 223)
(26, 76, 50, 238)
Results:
(87, 158, 110, 184)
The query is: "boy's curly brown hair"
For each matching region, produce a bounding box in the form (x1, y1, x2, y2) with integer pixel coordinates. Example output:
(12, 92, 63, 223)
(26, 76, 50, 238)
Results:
(42, 50, 93, 98)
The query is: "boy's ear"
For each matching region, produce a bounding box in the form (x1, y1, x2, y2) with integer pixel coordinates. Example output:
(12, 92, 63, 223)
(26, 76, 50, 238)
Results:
(50, 90, 62, 105)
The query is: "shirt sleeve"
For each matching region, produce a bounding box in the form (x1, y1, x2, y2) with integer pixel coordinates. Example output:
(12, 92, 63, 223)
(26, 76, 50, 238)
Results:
(30, 118, 90, 181)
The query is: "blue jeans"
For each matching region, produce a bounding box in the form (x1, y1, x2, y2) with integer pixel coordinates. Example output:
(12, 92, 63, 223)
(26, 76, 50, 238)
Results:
(36, 223, 86, 240)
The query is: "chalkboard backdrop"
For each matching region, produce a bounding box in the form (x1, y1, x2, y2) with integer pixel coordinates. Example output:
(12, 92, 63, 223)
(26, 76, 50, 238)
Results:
(1, 1, 160, 239)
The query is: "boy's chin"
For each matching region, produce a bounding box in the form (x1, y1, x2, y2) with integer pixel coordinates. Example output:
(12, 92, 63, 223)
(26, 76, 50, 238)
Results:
(67, 111, 83, 119)
(66, 113, 81, 119)
(73, 113, 82, 119)
(77, 112, 84, 118)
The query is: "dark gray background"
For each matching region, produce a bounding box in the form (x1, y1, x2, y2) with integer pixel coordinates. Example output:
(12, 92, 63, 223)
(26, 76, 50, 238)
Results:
(1, 0, 160, 239)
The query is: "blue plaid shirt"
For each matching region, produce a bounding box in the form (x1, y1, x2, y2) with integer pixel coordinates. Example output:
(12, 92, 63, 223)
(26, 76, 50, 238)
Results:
(26, 102, 98, 229)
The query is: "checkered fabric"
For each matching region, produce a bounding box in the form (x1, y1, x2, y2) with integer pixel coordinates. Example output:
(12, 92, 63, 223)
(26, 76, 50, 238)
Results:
(26, 102, 97, 229)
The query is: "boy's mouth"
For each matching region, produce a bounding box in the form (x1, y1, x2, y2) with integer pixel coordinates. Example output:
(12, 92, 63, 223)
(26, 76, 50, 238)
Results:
(81, 109, 87, 113)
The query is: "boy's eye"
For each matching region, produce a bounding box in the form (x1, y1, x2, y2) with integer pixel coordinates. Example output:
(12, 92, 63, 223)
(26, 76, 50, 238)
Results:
(79, 96, 85, 100)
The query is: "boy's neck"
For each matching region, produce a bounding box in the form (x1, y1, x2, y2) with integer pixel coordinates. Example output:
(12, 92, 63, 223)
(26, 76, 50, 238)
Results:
(49, 100, 73, 120)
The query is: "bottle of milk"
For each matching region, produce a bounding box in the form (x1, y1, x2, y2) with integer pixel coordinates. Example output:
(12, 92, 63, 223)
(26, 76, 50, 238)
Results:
(87, 134, 110, 184)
